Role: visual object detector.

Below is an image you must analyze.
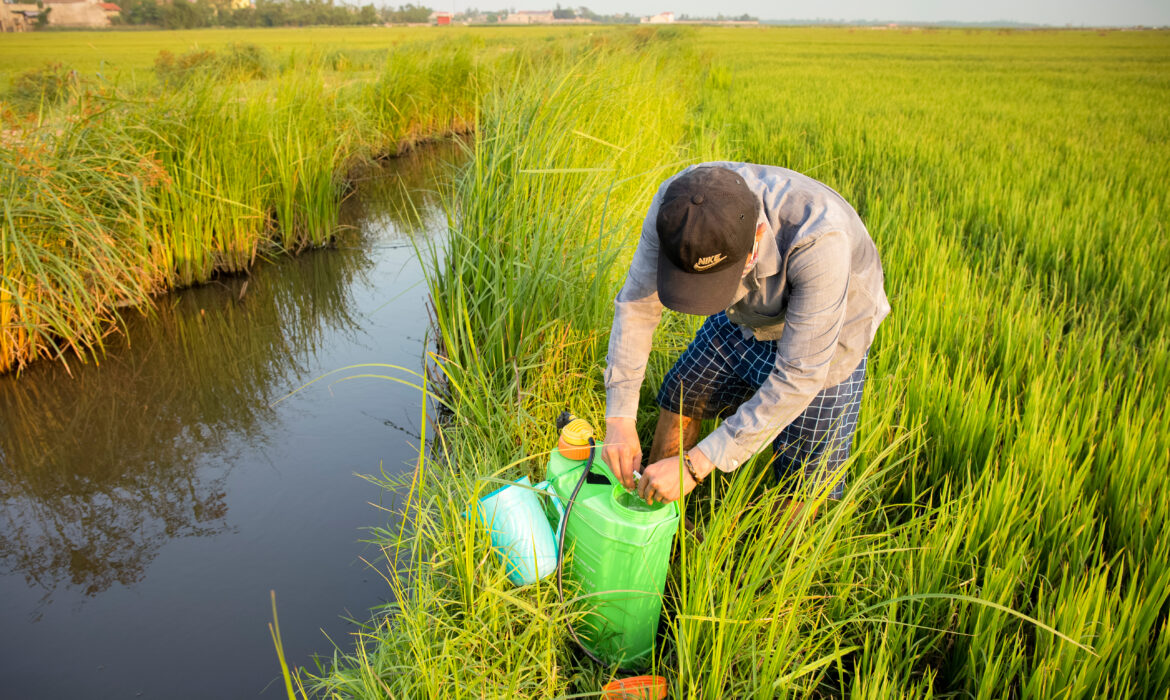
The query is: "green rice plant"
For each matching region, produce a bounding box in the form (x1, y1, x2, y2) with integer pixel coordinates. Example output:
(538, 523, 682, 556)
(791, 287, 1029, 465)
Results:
(0, 27, 600, 86)
(664, 416, 931, 697)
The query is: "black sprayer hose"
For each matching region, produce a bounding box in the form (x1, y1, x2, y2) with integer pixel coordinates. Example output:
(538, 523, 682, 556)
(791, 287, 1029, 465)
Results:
(556, 437, 610, 668)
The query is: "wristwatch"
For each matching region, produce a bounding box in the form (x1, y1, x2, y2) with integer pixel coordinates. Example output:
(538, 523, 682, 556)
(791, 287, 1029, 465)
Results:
(683, 452, 704, 483)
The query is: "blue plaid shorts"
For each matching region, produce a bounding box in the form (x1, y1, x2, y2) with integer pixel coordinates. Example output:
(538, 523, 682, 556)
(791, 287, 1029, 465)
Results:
(656, 312, 867, 499)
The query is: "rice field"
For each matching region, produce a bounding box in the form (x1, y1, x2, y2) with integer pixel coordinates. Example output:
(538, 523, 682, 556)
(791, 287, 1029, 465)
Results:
(4, 25, 1170, 698)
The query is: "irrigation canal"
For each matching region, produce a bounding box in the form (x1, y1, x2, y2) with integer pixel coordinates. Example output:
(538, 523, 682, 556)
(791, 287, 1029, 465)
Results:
(0, 141, 465, 699)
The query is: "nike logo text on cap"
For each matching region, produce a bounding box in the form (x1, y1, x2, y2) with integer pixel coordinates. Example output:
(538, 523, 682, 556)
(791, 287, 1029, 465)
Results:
(693, 253, 727, 271)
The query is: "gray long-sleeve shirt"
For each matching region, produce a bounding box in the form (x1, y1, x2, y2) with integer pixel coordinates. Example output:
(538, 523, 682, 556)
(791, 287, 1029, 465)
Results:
(604, 161, 890, 472)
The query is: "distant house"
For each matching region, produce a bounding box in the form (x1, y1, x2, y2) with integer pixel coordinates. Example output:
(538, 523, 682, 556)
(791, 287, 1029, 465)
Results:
(430, 10, 452, 25)
(44, 0, 113, 27)
(1, 3, 41, 31)
(99, 2, 120, 19)
(641, 11, 673, 23)
(501, 10, 554, 24)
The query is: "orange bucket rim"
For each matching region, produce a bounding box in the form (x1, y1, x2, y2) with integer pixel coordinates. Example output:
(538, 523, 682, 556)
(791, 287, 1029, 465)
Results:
(601, 675, 668, 700)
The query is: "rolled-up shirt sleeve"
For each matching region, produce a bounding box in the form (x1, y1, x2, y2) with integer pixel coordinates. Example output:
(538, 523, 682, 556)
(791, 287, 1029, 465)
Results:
(696, 230, 852, 471)
(604, 198, 666, 420)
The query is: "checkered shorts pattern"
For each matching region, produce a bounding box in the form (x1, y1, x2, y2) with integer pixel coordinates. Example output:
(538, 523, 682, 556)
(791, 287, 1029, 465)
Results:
(657, 312, 868, 498)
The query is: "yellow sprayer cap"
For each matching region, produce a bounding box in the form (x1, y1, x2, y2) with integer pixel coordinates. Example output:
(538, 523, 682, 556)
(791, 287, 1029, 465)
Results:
(560, 418, 594, 446)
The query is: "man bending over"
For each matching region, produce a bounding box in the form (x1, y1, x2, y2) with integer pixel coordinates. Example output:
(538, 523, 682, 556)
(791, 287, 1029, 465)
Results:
(603, 163, 889, 509)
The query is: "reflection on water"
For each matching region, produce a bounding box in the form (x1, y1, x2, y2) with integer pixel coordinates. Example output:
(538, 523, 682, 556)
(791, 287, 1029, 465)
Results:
(0, 247, 361, 603)
(0, 139, 466, 699)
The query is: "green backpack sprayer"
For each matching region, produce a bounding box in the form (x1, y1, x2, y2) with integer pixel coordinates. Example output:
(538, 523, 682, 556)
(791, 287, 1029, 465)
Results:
(548, 411, 679, 670)
(470, 411, 678, 672)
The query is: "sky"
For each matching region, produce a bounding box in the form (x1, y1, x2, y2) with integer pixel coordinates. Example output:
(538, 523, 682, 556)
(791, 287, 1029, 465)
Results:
(454, 0, 1170, 26)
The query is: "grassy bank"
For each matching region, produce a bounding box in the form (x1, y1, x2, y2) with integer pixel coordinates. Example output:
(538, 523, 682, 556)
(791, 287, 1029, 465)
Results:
(304, 27, 1170, 698)
(1, 35, 491, 372)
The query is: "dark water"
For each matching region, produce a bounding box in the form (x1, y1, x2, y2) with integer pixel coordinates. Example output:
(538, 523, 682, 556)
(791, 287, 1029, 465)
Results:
(0, 142, 465, 699)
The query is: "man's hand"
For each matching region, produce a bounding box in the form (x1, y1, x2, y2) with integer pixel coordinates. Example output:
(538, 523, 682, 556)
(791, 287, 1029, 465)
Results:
(637, 448, 713, 505)
(603, 417, 642, 490)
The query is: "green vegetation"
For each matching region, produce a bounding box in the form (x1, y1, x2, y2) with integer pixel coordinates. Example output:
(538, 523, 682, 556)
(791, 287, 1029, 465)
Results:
(678, 27, 1170, 696)
(1, 36, 485, 371)
(4, 25, 1170, 698)
(307, 27, 1170, 698)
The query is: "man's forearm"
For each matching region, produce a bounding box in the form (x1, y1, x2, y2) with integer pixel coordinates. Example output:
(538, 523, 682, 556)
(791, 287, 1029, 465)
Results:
(603, 293, 662, 419)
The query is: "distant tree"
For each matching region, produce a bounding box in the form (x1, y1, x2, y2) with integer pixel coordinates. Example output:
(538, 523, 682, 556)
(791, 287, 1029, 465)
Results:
(222, 6, 259, 26)
(254, 0, 286, 25)
(105, 0, 417, 29)
(552, 3, 573, 19)
(678, 11, 756, 22)
(402, 3, 431, 22)
(164, 0, 213, 28)
(383, 3, 430, 22)
(118, 0, 165, 24)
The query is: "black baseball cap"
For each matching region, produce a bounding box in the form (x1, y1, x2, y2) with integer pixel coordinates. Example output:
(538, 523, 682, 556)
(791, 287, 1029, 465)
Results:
(655, 167, 758, 315)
